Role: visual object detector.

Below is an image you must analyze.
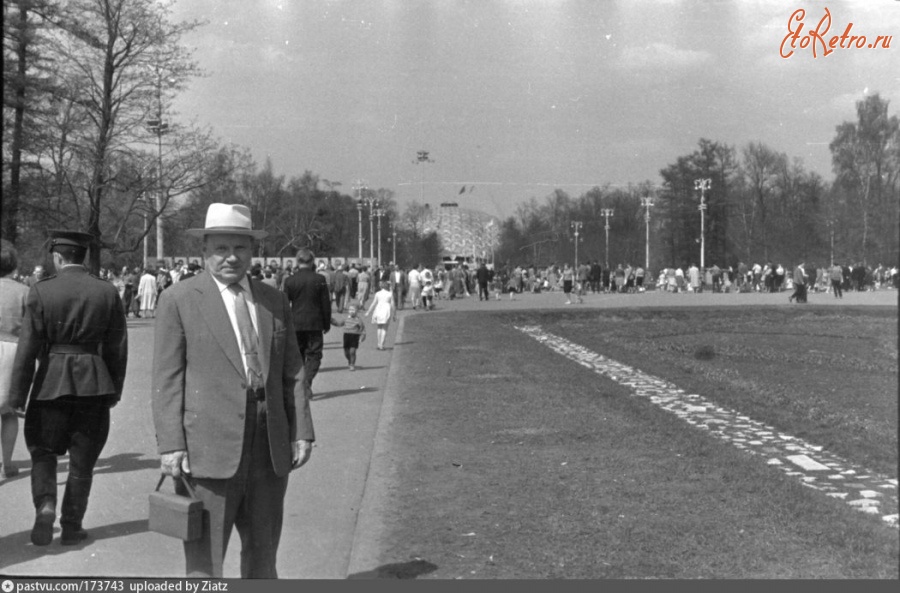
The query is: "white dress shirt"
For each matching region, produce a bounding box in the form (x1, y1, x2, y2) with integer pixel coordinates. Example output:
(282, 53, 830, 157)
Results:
(209, 274, 260, 379)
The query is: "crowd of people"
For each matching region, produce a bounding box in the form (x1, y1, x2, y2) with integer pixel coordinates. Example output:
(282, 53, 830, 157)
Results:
(9, 257, 894, 319)
(481, 260, 900, 300)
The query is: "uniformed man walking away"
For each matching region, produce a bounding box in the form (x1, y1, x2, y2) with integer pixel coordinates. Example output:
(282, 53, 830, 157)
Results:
(9, 230, 128, 546)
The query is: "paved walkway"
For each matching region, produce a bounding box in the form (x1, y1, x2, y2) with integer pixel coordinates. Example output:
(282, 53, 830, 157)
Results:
(0, 287, 895, 578)
(0, 313, 398, 579)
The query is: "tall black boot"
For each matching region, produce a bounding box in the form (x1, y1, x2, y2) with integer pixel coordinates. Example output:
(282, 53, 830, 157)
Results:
(60, 475, 92, 545)
(30, 453, 58, 546)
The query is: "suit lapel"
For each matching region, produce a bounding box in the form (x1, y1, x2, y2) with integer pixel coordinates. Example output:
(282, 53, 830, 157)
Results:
(250, 280, 273, 384)
(196, 273, 246, 380)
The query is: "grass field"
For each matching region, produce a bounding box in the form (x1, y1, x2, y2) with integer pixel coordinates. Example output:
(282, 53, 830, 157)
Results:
(366, 306, 898, 579)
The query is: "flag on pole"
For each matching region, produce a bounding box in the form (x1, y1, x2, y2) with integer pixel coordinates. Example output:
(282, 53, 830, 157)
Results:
(459, 185, 466, 194)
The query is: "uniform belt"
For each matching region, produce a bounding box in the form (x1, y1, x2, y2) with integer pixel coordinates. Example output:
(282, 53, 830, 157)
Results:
(49, 344, 99, 355)
(248, 387, 266, 402)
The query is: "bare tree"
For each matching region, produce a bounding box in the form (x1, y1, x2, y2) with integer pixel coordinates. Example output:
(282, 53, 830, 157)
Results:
(37, 0, 203, 271)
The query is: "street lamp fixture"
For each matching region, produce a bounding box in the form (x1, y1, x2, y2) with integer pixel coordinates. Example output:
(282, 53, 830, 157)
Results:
(570, 221, 583, 269)
(600, 209, 614, 270)
(640, 196, 654, 272)
(486, 220, 495, 266)
(694, 178, 711, 269)
(146, 118, 169, 262)
(390, 224, 398, 265)
(359, 192, 378, 262)
(353, 180, 367, 260)
(374, 207, 385, 266)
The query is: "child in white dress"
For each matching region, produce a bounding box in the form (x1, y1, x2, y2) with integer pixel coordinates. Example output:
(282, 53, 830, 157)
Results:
(365, 281, 395, 350)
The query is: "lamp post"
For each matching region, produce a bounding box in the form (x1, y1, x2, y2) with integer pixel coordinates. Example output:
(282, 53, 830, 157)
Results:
(353, 180, 367, 260)
(412, 150, 434, 202)
(142, 194, 149, 267)
(694, 178, 711, 269)
(360, 194, 378, 262)
(147, 116, 168, 261)
(641, 196, 654, 271)
(375, 207, 385, 265)
(600, 209, 614, 269)
(486, 220, 495, 266)
(391, 224, 397, 265)
(570, 221, 583, 269)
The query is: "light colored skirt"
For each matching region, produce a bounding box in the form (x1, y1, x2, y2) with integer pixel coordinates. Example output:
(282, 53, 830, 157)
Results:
(0, 340, 18, 414)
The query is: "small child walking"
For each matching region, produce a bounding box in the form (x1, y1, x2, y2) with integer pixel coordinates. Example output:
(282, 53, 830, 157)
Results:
(420, 279, 435, 310)
(331, 305, 366, 370)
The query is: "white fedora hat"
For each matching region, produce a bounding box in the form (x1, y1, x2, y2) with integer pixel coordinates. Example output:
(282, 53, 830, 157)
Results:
(186, 203, 268, 239)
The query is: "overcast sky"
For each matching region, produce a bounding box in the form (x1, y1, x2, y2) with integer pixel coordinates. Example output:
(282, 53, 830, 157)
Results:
(169, 0, 900, 219)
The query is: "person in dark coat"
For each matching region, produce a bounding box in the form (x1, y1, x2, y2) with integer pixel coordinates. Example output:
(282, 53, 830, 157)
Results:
(282, 248, 332, 397)
(475, 262, 491, 301)
(9, 230, 128, 546)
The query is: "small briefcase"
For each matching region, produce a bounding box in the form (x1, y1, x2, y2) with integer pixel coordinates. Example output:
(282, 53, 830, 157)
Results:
(148, 474, 203, 541)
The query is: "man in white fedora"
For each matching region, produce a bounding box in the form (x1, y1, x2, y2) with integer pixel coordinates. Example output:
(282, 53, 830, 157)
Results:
(151, 203, 314, 578)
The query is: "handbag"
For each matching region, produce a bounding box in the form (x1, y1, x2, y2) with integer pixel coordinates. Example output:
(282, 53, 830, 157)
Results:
(148, 474, 203, 541)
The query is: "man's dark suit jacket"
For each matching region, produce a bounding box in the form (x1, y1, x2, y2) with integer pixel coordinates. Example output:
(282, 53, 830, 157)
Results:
(282, 267, 332, 332)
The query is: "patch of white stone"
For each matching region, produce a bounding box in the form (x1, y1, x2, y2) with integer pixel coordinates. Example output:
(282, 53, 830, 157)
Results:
(515, 325, 899, 528)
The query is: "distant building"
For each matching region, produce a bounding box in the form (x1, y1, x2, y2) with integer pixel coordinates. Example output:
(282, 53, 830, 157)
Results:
(421, 202, 499, 265)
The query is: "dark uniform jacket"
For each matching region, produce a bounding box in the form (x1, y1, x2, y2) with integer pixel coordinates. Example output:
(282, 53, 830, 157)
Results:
(9, 265, 128, 408)
(282, 268, 332, 332)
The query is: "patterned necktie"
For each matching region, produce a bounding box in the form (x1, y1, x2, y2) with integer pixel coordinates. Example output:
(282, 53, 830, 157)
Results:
(228, 283, 264, 390)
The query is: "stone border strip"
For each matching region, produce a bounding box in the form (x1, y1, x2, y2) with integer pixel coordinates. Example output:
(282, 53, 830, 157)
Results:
(515, 325, 899, 528)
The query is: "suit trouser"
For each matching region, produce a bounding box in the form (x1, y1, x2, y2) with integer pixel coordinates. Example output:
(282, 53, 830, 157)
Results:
(831, 280, 842, 298)
(295, 330, 324, 394)
(25, 398, 110, 529)
(177, 397, 289, 578)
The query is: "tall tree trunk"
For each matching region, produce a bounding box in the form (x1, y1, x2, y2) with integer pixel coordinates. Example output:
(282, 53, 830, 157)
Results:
(4, 3, 30, 244)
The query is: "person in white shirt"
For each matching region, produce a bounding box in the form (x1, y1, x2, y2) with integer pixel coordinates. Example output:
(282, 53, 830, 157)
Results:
(169, 260, 185, 284)
(407, 265, 422, 310)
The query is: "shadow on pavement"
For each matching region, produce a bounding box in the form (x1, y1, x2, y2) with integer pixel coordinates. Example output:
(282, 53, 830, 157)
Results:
(317, 365, 386, 374)
(0, 519, 148, 571)
(0, 471, 28, 487)
(311, 387, 379, 401)
(347, 558, 439, 579)
(1, 454, 158, 488)
(93, 453, 160, 475)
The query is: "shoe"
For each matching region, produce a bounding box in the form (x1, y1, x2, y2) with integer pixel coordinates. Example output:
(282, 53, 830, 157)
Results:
(31, 502, 56, 546)
(349, 365, 355, 371)
(61, 525, 88, 545)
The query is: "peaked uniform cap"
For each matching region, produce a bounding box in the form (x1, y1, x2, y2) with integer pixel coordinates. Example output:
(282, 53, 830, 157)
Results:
(48, 229, 92, 251)
(186, 203, 268, 239)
